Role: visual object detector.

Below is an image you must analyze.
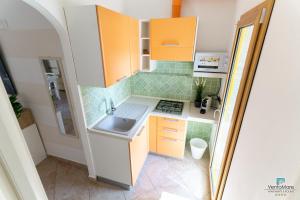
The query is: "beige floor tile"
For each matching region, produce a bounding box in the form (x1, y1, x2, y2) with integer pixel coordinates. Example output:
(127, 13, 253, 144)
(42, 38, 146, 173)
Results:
(36, 157, 57, 200)
(89, 181, 125, 200)
(37, 147, 211, 200)
(155, 184, 195, 200)
(54, 161, 90, 200)
(124, 169, 157, 200)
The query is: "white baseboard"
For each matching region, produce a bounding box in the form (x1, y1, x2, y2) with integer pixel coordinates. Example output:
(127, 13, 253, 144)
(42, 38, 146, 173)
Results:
(44, 142, 86, 165)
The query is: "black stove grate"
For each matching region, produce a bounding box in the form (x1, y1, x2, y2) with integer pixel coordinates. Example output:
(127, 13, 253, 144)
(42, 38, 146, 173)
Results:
(154, 100, 184, 115)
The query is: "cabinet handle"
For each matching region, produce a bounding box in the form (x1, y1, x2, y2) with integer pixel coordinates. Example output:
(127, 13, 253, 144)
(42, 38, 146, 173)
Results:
(161, 137, 177, 142)
(117, 75, 127, 82)
(163, 118, 179, 122)
(162, 127, 178, 133)
(137, 126, 145, 136)
(161, 42, 179, 47)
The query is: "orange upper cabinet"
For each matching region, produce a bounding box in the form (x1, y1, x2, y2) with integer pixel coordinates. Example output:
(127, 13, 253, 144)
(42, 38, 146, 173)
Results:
(97, 7, 131, 87)
(128, 17, 140, 75)
(65, 6, 139, 87)
(150, 17, 198, 61)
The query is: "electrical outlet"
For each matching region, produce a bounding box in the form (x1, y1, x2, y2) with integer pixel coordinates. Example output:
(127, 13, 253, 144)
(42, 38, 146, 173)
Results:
(0, 19, 8, 30)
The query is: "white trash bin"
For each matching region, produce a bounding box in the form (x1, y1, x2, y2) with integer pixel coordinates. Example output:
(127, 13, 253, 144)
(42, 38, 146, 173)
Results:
(190, 138, 207, 160)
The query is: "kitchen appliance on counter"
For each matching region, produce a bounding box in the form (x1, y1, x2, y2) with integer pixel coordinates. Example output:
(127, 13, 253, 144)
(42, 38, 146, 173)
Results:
(200, 96, 212, 114)
(193, 52, 228, 74)
(154, 100, 184, 115)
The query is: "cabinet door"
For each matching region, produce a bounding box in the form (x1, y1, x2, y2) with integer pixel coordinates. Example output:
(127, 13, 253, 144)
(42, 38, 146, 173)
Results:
(128, 17, 140, 75)
(97, 6, 131, 87)
(149, 116, 157, 152)
(150, 17, 197, 61)
(129, 122, 148, 185)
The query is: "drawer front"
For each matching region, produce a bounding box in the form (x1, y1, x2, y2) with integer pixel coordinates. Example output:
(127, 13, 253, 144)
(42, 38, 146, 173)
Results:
(157, 126, 186, 140)
(151, 46, 194, 61)
(157, 117, 187, 131)
(157, 136, 185, 159)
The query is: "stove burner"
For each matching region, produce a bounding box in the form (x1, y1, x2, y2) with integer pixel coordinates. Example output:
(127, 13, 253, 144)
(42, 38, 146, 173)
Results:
(154, 100, 184, 115)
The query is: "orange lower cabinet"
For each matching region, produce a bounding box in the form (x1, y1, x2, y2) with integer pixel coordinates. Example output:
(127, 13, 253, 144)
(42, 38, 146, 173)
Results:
(149, 116, 157, 152)
(157, 117, 187, 130)
(157, 136, 185, 159)
(158, 127, 186, 141)
(129, 122, 148, 185)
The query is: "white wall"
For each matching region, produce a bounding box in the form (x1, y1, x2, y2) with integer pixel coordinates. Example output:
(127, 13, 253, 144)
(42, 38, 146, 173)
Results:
(61, 0, 124, 12)
(223, 0, 300, 199)
(0, 0, 52, 30)
(123, 0, 172, 19)
(181, 0, 236, 51)
(123, 0, 236, 52)
(0, 0, 85, 164)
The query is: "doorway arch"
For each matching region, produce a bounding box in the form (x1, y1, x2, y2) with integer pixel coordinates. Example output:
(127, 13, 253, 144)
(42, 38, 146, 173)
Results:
(21, 0, 96, 178)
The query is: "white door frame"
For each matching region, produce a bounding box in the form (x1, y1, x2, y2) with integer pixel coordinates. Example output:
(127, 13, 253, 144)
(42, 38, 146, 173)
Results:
(0, 79, 48, 200)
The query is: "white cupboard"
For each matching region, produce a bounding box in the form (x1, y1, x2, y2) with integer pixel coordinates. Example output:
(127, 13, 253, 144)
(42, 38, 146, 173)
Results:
(22, 124, 47, 165)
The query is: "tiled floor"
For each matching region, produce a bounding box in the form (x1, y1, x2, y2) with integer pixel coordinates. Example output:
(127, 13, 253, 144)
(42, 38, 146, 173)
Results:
(37, 146, 211, 200)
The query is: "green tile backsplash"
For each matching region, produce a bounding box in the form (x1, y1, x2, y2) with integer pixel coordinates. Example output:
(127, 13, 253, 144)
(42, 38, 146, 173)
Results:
(80, 78, 131, 126)
(153, 61, 193, 75)
(131, 72, 193, 100)
(187, 121, 213, 143)
(131, 61, 221, 101)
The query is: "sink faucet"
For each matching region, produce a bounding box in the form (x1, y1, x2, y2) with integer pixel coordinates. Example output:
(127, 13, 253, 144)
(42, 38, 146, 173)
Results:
(99, 98, 116, 115)
(106, 98, 116, 115)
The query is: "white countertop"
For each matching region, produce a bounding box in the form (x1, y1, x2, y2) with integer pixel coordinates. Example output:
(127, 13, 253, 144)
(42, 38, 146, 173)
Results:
(88, 95, 218, 140)
(127, 96, 217, 123)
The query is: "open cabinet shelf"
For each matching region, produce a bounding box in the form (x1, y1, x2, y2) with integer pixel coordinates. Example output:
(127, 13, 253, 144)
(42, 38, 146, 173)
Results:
(140, 20, 156, 72)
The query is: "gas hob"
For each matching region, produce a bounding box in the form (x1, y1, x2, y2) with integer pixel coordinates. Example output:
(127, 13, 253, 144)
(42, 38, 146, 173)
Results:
(154, 100, 184, 115)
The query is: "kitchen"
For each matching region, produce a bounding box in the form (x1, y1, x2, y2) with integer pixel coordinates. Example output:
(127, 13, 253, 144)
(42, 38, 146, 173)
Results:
(64, 3, 230, 199)
(0, 0, 282, 199)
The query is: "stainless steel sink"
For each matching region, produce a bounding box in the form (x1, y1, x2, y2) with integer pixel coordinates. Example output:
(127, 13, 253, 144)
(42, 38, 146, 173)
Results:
(92, 103, 148, 136)
(94, 116, 136, 134)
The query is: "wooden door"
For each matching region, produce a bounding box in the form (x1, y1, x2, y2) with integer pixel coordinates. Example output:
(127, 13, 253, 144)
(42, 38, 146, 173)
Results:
(210, 0, 275, 199)
(129, 122, 148, 185)
(128, 17, 140, 75)
(150, 17, 197, 61)
(97, 6, 131, 87)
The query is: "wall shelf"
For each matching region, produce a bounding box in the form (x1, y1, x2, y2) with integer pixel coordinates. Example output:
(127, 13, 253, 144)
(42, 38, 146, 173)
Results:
(139, 20, 156, 72)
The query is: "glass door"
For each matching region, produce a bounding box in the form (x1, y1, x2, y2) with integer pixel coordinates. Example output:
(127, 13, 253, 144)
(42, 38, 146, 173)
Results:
(210, 24, 254, 193)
